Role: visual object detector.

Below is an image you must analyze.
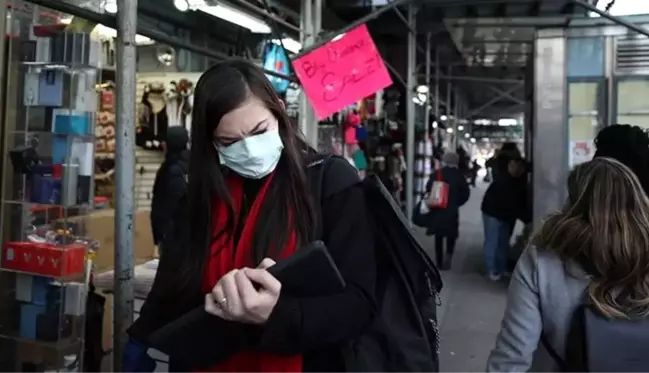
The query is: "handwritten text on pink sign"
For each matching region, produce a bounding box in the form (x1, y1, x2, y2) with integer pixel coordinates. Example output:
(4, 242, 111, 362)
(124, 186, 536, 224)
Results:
(292, 24, 392, 120)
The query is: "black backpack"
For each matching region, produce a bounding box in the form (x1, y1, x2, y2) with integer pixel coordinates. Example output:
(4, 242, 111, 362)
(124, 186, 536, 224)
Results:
(543, 295, 649, 372)
(309, 156, 443, 371)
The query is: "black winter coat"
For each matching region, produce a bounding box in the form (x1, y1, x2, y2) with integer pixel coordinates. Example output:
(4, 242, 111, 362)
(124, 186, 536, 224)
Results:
(129, 158, 377, 372)
(424, 167, 470, 238)
(481, 155, 530, 223)
(150, 151, 189, 246)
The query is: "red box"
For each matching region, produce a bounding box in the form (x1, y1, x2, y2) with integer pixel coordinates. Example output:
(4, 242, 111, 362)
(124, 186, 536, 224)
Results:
(1, 242, 86, 277)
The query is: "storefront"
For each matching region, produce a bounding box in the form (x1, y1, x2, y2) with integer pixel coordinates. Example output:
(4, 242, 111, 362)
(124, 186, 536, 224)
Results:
(0, 0, 287, 371)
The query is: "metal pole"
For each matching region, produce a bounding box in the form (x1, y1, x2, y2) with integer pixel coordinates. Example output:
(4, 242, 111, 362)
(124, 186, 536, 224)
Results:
(453, 90, 459, 149)
(405, 4, 417, 222)
(293, 0, 414, 58)
(114, 0, 137, 370)
(310, 0, 322, 146)
(424, 32, 431, 138)
(446, 66, 452, 118)
(298, 0, 313, 138)
(434, 48, 440, 121)
(0, 0, 9, 233)
(573, 0, 649, 38)
(423, 75, 523, 84)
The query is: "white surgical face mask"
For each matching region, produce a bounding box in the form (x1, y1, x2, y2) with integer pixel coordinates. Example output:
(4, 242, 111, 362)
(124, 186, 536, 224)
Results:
(215, 129, 284, 179)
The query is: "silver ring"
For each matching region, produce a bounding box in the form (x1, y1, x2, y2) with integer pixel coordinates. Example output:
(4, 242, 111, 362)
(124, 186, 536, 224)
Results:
(218, 297, 227, 306)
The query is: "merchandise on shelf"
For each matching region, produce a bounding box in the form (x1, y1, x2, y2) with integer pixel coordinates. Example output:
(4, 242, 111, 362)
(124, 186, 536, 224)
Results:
(0, 29, 101, 372)
(95, 82, 116, 206)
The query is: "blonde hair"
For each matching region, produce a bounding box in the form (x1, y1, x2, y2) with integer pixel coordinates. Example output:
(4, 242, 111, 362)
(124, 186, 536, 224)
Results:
(531, 157, 649, 319)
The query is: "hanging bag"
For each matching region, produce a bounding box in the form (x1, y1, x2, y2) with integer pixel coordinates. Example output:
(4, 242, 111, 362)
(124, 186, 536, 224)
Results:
(426, 170, 449, 209)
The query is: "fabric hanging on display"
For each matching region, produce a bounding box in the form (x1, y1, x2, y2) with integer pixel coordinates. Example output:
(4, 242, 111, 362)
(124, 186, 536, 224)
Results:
(352, 149, 368, 170)
(138, 83, 169, 150)
(262, 42, 291, 94)
(344, 126, 358, 144)
(355, 125, 368, 142)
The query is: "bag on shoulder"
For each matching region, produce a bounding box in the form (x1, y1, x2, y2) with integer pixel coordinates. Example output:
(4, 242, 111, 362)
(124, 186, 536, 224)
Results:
(543, 295, 649, 372)
(426, 171, 449, 209)
(309, 156, 443, 372)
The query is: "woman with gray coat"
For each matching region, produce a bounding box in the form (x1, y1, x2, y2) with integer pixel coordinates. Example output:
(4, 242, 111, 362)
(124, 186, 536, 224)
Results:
(487, 158, 649, 372)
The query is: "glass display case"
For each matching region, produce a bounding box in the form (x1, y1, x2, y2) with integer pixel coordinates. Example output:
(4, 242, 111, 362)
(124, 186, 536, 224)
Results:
(0, 31, 100, 372)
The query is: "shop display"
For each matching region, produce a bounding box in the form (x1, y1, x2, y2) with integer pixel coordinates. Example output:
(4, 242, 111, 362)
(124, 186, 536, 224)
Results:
(0, 31, 100, 372)
(137, 82, 169, 150)
(95, 82, 116, 206)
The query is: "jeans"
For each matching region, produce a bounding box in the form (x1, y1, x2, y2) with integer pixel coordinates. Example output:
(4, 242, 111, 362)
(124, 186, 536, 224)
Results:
(482, 213, 512, 275)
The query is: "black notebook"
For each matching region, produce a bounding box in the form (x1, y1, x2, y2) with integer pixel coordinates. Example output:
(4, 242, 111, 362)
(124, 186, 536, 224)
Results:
(146, 241, 345, 367)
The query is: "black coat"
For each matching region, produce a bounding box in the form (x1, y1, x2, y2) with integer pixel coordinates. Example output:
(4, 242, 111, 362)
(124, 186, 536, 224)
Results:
(129, 158, 377, 372)
(481, 155, 530, 223)
(424, 167, 470, 238)
(150, 151, 188, 246)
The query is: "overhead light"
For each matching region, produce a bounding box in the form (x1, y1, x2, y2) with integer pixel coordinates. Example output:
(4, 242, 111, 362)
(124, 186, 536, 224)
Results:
(174, 0, 190, 11)
(457, 125, 464, 131)
(416, 85, 429, 94)
(91, 24, 155, 45)
(432, 121, 438, 128)
(271, 38, 302, 54)
(446, 128, 453, 134)
(470, 138, 476, 143)
(464, 133, 470, 138)
(103, 0, 117, 13)
(440, 115, 448, 121)
(198, 4, 271, 33)
(416, 92, 427, 103)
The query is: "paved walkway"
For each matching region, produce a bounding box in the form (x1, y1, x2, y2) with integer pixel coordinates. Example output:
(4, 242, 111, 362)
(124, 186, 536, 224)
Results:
(415, 183, 512, 372)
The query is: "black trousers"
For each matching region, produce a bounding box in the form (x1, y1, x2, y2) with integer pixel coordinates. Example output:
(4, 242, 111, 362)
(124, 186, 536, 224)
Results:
(434, 235, 457, 263)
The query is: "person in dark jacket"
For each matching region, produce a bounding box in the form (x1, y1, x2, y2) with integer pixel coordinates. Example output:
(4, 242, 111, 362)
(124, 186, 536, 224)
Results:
(125, 59, 376, 372)
(425, 152, 470, 270)
(150, 126, 189, 257)
(481, 143, 529, 281)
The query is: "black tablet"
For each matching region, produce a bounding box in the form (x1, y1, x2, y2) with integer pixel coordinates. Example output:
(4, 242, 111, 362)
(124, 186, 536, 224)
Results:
(146, 241, 345, 367)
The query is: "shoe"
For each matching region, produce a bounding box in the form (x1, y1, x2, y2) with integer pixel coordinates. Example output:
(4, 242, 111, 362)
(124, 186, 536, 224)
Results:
(487, 273, 502, 281)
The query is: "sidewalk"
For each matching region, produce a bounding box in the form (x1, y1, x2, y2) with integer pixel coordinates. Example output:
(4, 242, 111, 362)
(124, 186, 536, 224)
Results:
(415, 183, 510, 372)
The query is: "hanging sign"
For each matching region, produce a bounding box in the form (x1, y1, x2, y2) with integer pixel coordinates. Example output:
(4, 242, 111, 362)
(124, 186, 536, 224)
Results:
(292, 24, 392, 120)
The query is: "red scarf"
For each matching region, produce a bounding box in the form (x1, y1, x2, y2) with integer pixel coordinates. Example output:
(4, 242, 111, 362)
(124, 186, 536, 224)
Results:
(199, 173, 302, 372)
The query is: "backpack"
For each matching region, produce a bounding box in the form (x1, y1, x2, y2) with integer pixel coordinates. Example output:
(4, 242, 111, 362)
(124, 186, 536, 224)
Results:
(308, 156, 443, 372)
(542, 295, 649, 372)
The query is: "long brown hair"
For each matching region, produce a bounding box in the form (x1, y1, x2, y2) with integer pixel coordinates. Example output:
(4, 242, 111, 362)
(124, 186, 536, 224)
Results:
(531, 157, 649, 319)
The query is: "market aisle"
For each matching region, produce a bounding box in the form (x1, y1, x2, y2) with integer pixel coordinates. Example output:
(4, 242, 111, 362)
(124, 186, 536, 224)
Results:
(416, 182, 510, 372)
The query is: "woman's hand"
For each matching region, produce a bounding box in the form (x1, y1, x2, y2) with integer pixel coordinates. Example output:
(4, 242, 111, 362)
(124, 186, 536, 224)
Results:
(204, 258, 281, 324)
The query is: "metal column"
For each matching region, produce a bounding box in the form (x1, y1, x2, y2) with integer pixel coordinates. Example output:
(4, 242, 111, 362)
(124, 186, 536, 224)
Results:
(434, 48, 440, 126)
(298, 0, 314, 145)
(445, 66, 452, 149)
(424, 32, 431, 138)
(405, 4, 417, 221)
(114, 0, 138, 370)
(310, 0, 321, 146)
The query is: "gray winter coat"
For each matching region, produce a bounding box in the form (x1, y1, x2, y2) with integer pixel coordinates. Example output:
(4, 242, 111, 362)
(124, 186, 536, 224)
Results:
(487, 246, 589, 372)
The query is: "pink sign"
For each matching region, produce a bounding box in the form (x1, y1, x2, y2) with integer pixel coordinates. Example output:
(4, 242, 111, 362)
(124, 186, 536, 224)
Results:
(292, 24, 392, 120)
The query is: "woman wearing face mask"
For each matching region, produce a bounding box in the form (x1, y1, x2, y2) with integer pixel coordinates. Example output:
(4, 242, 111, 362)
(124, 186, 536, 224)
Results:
(126, 59, 376, 372)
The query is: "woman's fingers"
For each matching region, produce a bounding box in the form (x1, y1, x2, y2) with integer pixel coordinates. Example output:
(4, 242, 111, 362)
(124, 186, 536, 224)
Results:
(243, 268, 282, 295)
(204, 293, 227, 319)
(235, 270, 260, 310)
(221, 270, 243, 316)
(257, 258, 276, 269)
